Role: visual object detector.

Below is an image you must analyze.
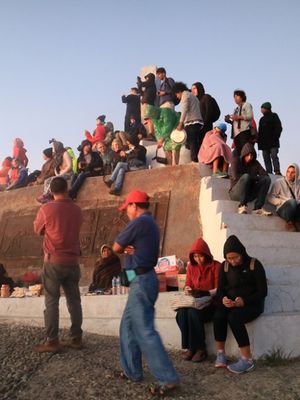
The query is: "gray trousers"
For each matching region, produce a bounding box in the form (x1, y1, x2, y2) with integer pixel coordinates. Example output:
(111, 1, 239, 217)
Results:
(42, 262, 83, 341)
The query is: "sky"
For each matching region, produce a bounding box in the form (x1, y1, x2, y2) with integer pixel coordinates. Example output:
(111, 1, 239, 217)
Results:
(0, 0, 299, 172)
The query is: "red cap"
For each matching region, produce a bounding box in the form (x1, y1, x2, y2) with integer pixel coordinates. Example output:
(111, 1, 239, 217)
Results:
(119, 190, 150, 211)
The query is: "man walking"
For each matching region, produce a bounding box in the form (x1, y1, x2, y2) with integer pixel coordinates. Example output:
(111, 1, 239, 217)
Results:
(34, 177, 83, 352)
(113, 190, 179, 396)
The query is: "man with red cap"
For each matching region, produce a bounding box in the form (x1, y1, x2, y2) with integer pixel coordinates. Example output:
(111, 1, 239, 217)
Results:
(112, 190, 179, 396)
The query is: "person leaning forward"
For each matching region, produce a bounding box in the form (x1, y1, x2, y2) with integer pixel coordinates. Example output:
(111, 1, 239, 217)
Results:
(112, 190, 179, 397)
(33, 177, 83, 353)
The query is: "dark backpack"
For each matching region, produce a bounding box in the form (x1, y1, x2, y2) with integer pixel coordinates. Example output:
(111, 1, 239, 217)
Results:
(208, 95, 221, 122)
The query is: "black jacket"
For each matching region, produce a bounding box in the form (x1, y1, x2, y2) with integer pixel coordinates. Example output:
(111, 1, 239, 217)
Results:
(137, 73, 156, 105)
(77, 151, 103, 176)
(126, 144, 147, 166)
(217, 235, 267, 307)
(229, 143, 268, 189)
(258, 111, 282, 150)
(122, 94, 141, 119)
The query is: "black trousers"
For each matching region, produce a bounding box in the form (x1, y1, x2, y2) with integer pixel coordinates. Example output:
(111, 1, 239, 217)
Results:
(234, 130, 251, 155)
(185, 123, 205, 162)
(213, 303, 263, 348)
(176, 303, 215, 351)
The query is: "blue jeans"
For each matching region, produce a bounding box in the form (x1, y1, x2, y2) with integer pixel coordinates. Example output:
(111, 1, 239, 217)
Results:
(120, 270, 179, 385)
(262, 148, 280, 174)
(229, 173, 271, 209)
(69, 171, 92, 198)
(110, 162, 129, 191)
(277, 199, 300, 223)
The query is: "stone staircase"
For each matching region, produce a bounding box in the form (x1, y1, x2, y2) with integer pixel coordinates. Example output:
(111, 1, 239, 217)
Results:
(200, 176, 300, 357)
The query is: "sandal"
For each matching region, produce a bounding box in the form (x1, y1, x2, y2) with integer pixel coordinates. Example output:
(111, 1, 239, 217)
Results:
(149, 383, 179, 397)
(114, 370, 143, 382)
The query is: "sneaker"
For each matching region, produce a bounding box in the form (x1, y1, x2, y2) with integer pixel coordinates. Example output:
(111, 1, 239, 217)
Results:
(212, 172, 228, 178)
(215, 352, 228, 368)
(109, 188, 121, 196)
(191, 349, 207, 363)
(238, 205, 248, 214)
(104, 179, 113, 188)
(227, 358, 255, 374)
(252, 208, 272, 216)
(34, 339, 60, 353)
(60, 336, 83, 350)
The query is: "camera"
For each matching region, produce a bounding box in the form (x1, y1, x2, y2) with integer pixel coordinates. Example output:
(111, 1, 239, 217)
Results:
(49, 138, 56, 144)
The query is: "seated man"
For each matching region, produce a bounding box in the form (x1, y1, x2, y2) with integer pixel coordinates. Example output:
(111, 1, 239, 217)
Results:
(69, 140, 103, 200)
(104, 135, 146, 196)
(198, 123, 232, 177)
(229, 143, 271, 215)
(267, 163, 300, 231)
(6, 158, 28, 190)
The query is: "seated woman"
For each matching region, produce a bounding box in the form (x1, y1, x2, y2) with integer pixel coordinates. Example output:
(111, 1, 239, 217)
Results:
(176, 238, 221, 362)
(69, 140, 103, 200)
(0, 157, 12, 190)
(28, 148, 55, 186)
(89, 244, 121, 292)
(0, 263, 15, 294)
(104, 135, 146, 196)
(214, 235, 267, 373)
(37, 140, 73, 203)
(6, 158, 28, 190)
(198, 123, 232, 178)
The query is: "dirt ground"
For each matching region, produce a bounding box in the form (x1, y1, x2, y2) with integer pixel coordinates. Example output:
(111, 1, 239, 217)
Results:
(0, 324, 299, 400)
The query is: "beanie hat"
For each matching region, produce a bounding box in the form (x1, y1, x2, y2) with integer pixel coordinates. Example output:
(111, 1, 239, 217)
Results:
(261, 102, 272, 110)
(43, 148, 53, 158)
(216, 122, 227, 133)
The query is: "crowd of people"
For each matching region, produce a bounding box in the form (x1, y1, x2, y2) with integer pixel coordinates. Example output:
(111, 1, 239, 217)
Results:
(1, 66, 298, 228)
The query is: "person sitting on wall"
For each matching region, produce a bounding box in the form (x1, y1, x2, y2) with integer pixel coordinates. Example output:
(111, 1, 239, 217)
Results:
(84, 115, 106, 146)
(214, 235, 267, 374)
(104, 135, 147, 196)
(176, 238, 221, 362)
(267, 163, 300, 231)
(0, 263, 15, 294)
(0, 157, 13, 190)
(69, 140, 103, 200)
(229, 143, 272, 215)
(94, 141, 113, 175)
(6, 158, 28, 190)
(37, 140, 73, 204)
(198, 123, 232, 178)
(28, 148, 55, 186)
(89, 244, 121, 292)
(12, 138, 28, 167)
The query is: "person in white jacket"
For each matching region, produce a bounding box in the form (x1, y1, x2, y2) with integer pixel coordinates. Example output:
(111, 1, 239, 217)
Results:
(267, 163, 300, 231)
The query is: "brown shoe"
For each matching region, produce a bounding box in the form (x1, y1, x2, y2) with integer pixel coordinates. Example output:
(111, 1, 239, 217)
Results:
(60, 337, 83, 350)
(181, 350, 195, 361)
(191, 349, 207, 363)
(34, 339, 60, 353)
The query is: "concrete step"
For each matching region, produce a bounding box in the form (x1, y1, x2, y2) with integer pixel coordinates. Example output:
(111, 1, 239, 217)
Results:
(221, 211, 288, 231)
(266, 285, 300, 314)
(1, 295, 299, 358)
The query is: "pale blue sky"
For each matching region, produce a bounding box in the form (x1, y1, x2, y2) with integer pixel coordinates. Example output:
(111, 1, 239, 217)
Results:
(0, 0, 299, 172)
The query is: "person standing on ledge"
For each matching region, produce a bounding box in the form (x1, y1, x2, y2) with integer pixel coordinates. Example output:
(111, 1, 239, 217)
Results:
(112, 190, 179, 397)
(33, 177, 83, 353)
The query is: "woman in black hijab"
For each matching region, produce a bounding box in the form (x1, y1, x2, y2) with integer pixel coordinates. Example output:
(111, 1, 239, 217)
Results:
(213, 235, 267, 374)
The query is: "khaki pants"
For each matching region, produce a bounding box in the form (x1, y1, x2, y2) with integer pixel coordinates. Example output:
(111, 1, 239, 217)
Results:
(160, 101, 175, 110)
(42, 262, 82, 341)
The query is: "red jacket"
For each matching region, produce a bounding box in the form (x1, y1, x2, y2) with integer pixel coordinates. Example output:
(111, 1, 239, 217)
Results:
(0, 158, 12, 185)
(34, 198, 83, 265)
(84, 123, 106, 145)
(185, 238, 221, 291)
(13, 138, 28, 167)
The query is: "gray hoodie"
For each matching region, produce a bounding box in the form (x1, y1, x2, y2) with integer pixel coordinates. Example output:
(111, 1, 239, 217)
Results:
(267, 163, 300, 209)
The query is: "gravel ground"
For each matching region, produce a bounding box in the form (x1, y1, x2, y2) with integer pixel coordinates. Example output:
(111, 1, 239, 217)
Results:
(0, 323, 299, 400)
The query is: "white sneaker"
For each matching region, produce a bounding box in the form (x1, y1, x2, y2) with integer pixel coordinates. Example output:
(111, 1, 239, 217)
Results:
(238, 205, 248, 214)
(252, 208, 272, 216)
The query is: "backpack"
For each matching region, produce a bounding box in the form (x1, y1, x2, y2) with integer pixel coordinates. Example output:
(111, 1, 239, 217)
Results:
(208, 95, 221, 122)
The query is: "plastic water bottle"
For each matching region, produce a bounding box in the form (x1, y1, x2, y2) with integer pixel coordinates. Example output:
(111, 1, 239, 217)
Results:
(112, 276, 117, 295)
(116, 276, 121, 295)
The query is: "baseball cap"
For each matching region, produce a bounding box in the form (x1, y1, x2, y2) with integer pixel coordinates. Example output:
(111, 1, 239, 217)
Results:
(119, 190, 150, 211)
